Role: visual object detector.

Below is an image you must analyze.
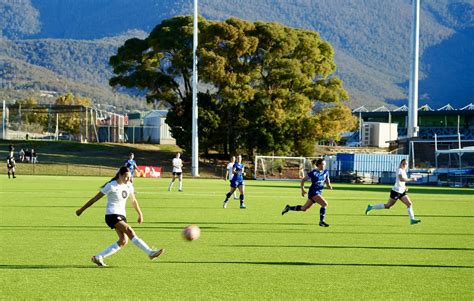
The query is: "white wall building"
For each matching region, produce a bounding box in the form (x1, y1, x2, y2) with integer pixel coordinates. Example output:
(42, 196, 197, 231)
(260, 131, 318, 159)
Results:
(143, 110, 176, 144)
(361, 122, 398, 147)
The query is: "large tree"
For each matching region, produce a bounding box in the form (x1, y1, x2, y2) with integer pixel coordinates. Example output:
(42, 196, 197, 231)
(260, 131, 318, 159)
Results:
(109, 16, 356, 156)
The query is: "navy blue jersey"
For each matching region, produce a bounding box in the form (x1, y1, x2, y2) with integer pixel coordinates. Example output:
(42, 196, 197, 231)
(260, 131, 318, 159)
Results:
(124, 159, 137, 174)
(307, 169, 328, 193)
(231, 162, 244, 182)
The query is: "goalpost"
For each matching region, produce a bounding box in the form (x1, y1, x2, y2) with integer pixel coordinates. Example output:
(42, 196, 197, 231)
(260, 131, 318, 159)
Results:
(254, 156, 306, 181)
(254, 155, 337, 180)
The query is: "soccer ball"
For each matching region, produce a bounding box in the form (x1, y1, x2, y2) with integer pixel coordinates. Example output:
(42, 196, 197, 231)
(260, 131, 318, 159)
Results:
(182, 225, 201, 241)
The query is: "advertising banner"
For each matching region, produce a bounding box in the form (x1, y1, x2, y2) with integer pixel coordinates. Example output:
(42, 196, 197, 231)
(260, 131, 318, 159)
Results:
(136, 166, 161, 178)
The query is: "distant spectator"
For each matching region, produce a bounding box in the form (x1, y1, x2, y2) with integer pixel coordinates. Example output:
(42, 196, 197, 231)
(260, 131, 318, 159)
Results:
(31, 149, 38, 164)
(7, 151, 16, 179)
(25, 148, 31, 163)
(25, 133, 29, 140)
(18, 149, 25, 162)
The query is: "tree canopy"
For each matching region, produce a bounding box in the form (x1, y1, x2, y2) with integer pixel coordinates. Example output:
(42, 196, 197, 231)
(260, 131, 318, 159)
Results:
(109, 16, 356, 156)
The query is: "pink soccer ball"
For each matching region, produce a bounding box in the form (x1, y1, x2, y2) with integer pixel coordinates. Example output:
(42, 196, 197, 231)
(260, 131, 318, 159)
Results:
(183, 225, 201, 241)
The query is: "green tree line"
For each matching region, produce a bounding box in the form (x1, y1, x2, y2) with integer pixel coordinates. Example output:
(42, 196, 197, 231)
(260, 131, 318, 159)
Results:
(110, 16, 357, 156)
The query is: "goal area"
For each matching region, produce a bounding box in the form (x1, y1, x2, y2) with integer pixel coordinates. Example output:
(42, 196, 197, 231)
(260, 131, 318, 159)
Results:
(254, 156, 320, 180)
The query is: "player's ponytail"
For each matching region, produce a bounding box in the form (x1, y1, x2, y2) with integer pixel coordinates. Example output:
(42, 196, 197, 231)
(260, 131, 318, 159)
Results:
(101, 166, 129, 188)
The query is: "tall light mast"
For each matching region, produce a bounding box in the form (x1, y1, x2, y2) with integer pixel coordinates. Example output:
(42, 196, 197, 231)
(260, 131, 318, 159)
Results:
(191, 0, 199, 176)
(407, 0, 420, 138)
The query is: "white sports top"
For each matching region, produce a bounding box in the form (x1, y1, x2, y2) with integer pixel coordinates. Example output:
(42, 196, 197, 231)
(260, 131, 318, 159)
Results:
(172, 158, 183, 173)
(100, 180, 134, 216)
(226, 162, 234, 180)
(392, 168, 407, 193)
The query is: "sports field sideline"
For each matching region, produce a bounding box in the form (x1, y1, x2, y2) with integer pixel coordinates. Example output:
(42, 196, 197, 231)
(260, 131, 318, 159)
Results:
(1, 176, 473, 299)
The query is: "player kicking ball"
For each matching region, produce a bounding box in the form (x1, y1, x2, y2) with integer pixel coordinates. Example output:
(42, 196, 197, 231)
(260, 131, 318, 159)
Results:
(281, 158, 332, 227)
(76, 166, 164, 266)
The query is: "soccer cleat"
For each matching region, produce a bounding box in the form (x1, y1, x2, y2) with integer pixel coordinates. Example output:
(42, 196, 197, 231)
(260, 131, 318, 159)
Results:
(410, 219, 421, 225)
(319, 221, 330, 227)
(240, 204, 246, 209)
(281, 205, 290, 215)
(91, 256, 107, 267)
(178, 189, 182, 192)
(149, 248, 165, 260)
(365, 205, 372, 215)
(223, 201, 228, 209)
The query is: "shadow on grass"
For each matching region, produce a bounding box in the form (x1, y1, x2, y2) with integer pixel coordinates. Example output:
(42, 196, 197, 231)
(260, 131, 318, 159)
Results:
(333, 185, 474, 195)
(160, 261, 474, 269)
(220, 244, 474, 251)
(0, 264, 101, 270)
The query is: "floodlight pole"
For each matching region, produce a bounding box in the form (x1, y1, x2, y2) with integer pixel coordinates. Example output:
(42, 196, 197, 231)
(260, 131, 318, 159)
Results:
(2, 100, 5, 139)
(407, 0, 420, 139)
(191, 0, 199, 176)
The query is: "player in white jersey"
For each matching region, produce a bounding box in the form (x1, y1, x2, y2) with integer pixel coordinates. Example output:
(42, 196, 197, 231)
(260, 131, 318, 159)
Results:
(365, 159, 421, 224)
(76, 166, 165, 266)
(224, 156, 239, 200)
(168, 152, 183, 192)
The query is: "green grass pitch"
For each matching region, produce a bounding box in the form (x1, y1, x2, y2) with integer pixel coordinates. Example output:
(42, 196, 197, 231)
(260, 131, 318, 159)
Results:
(1, 176, 473, 299)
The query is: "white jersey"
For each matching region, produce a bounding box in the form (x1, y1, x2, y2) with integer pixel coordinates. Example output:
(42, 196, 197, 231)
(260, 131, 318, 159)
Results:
(392, 168, 407, 193)
(226, 162, 234, 180)
(172, 158, 183, 173)
(100, 180, 135, 216)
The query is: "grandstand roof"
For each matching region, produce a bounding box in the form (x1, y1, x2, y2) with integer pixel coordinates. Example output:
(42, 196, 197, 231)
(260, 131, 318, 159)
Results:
(353, 103, 474, 113)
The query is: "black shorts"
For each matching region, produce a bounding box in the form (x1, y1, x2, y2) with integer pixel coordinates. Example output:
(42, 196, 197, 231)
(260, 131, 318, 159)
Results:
(105, 214, 127, 229)
(172, 172, 182, 176)
(389, 190, 407, 200)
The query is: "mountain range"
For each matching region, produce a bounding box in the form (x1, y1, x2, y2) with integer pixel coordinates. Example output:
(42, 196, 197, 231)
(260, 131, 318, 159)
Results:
(0, 0, 473, 110)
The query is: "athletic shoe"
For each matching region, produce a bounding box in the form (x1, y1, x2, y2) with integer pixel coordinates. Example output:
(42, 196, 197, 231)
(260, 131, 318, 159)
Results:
(223, 201, 228, 209)
(233, 197, 239, 200)
(149, 249, 165, 260)
(365, 205, 372, 215)
(410, 219, 421, 225)
(240, 204, 246, 209)
(91, 256, 107, 267)
(281, 205, 290, 215)
(178, 189, 182, 192)
(319, 221, 330, 227)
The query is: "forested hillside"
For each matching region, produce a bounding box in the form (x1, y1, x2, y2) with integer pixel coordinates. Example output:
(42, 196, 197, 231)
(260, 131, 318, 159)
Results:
(0, 0, 472, 109)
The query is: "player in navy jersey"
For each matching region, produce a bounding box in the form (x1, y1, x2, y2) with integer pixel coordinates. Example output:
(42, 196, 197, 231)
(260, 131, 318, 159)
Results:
(124, 153, 138, 182)
(281, 158, 333, 227)
(223, 155, 246, 209)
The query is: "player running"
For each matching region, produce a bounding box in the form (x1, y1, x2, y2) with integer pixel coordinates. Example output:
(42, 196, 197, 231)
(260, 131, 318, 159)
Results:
(281, 158, 332, 227)
(224, 156, 239, 200)
(365, 159, 421, 225)
(223, 155, 246, 209)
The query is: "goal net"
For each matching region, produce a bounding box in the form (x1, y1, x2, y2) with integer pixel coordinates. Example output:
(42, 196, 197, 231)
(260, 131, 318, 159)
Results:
(254, 155, 337, 180)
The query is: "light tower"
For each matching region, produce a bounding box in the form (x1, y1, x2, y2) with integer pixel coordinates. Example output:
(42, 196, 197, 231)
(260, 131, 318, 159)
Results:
(407, 0, 420, 138)
(191, 0, 199, 176)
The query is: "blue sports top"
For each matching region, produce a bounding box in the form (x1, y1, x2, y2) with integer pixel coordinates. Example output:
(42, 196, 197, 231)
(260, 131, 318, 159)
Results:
(231, 162, 245, 182)
(308, 169, 329, 191)
(124, 159, 137, 173)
